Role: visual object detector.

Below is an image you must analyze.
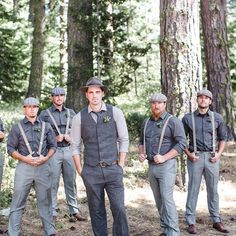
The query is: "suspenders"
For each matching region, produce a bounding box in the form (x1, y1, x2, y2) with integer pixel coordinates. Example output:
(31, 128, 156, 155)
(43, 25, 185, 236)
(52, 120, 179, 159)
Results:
(191, 111, 216, 156)
(46, 108, 70, 135)
(18, 121, 46, 156)
(143, 114, 173, 157)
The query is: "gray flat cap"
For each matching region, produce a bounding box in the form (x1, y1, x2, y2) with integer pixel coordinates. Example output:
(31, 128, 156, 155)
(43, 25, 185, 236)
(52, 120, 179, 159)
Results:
(51, 87, 65, 96)
(149, 93, 167, 103)
(197, 89, 213, 99)
(80, 76, 108, 93)
(23, 97, 39, 106)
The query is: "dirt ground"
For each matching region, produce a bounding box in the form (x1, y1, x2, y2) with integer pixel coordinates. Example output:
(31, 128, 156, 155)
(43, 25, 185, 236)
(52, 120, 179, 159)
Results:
(0, 142, 236, 236)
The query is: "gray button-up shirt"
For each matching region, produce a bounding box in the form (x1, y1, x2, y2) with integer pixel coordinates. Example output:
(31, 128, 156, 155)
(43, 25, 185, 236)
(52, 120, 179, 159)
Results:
(139, 111, 186, 160)
(71, 102, 129, 156)
(7, 117, 56, 157)
(39, 105, 76, 147)
(182, 109, 227, 152)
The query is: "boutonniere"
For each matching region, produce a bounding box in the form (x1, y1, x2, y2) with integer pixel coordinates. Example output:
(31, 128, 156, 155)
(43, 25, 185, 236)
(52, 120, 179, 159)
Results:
(103, 116, 111, 123)
(34, 126, 41, 132)
(156, 122, 162, 128)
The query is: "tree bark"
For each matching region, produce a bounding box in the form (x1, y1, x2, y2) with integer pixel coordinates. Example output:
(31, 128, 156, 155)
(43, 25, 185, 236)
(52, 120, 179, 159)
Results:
(66, 0, 93, 112)
(159, 0, 202, 188)
(201, 0, 235, 140)
(160, 0, 202, 117)
(26, 0, 45, 99)
(59, 0, 68, 86)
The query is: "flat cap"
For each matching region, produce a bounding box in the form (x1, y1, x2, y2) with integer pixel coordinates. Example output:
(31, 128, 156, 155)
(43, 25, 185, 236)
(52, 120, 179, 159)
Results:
(51, 87, 65, 96)
(23, 97, 39, 106)
(197, 89, 213, 99)
(80, 76, 108, 93)
(149, 93, 167, 103)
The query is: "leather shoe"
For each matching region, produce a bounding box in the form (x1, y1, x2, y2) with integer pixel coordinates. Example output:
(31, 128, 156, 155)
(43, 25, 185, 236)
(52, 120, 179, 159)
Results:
(213, 222, 229, 233)
(69, 213, 88, 222)
(159, 233, 166, 236)
(187, 224, 197, 234)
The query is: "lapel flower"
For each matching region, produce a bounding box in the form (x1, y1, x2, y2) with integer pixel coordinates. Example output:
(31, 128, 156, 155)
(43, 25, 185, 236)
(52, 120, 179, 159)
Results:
(156, 122, 162, 128)
(34, 126, 41, 132)
(103, 115, 111, 123)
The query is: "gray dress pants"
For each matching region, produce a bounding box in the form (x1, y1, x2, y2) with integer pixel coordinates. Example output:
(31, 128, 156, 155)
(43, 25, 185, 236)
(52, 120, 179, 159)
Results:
(81, 164, 129, 236)
(148, 159, 180, 236)
(185, 151, 221, 225)
(50, 146, 78, 216)
(8, 162, 55, 236)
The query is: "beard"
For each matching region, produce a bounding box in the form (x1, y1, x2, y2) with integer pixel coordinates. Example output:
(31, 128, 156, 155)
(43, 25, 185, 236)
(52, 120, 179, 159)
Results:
(152, 109, 162, 119)
(198, 103, 210, 109)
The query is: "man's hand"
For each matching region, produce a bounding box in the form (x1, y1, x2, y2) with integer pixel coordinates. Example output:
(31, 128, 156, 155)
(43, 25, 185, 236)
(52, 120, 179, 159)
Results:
(64, 134, 71, 143)
(56, 134, 64, 142)
(34, 155, 49, 166)
(0, 131, 4, 141)
(139, 153, 147, 163)
(24, 155, 38, 166)
(154, 154, 166, 164)
(188, 153, 199, 162)
(209, 152, 220, 163)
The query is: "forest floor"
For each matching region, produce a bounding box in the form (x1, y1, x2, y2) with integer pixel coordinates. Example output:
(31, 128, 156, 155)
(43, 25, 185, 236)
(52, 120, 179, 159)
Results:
(0, 142, 236, 236)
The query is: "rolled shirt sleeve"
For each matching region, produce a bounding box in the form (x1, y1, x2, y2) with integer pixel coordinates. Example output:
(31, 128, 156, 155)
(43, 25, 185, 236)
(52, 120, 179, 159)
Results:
(170, 117, 187, 154)
(7, 124, 19, 156)
(46, 123, 57, 151)
(71, 112, 82, 156)
(113, 106, 129, 153)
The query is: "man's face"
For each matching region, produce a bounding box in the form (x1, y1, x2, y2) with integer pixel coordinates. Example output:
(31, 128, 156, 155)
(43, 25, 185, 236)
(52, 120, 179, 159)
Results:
(51, 94, 65, 106)
(151, 101, 166, 118)
(23, 105, 39, 118)
(197, 95, 212, 109)
(86, 86, 104, 106)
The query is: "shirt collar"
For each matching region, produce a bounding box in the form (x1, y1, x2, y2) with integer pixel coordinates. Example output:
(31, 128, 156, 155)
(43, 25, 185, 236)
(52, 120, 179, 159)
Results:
(88, 102, 107, 113)
(23, 116, 40, 124)
(195, 109, 211, 116)
(151, 111, 168, 121)
(51, 104, 65, 112)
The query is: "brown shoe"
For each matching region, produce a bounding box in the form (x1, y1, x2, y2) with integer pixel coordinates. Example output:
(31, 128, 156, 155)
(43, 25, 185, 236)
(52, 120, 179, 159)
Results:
(69, 213, 88, 222)
(213, 222, 229, 233)
(187, 224, 197, 234)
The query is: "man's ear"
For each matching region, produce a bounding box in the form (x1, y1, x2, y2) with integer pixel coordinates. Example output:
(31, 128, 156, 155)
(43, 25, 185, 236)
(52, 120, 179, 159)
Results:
(50, 95, 53, 102)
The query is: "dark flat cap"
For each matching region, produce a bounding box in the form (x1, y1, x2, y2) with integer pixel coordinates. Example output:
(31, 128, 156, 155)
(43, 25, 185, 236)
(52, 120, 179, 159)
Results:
(80, 76, 108, 93)
(197, 89, 213, 99)
(23, 97, 39, 106)
(51, 87, 65, 96)
(149, 93, 167, 103)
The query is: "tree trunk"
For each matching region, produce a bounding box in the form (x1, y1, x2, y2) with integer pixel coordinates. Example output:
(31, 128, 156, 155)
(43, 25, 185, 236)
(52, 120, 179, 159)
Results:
(26, 0, 45, 99)
(59, 0, 68, 86)
(160, 0, 202, 117)
(159, 0, 202, 188)
(201, 0, 235, 140)
(66, 0, 93, 112)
